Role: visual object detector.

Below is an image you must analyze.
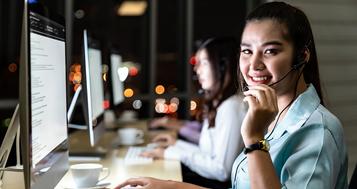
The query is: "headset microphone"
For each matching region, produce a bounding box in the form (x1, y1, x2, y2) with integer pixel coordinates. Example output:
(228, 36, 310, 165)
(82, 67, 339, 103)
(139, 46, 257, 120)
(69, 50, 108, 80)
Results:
(268, 61, 305, 87)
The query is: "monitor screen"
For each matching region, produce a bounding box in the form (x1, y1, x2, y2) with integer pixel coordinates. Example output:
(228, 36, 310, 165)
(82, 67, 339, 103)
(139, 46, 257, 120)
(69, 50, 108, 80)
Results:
(87, 48, 105, 121)
(66, 30, 106, 156)
(19, 0, 69, 188)
(110, 53, 125, 107)
(30, 12, 67, 166)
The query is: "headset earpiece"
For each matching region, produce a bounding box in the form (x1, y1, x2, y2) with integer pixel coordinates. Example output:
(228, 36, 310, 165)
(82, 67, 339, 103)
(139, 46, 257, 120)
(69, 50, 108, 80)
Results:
(292, 61, 305, 70)
(292, 48, 307, 70)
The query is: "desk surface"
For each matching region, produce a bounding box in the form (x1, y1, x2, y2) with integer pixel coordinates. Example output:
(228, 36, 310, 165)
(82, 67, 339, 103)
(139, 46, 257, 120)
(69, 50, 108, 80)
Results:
(55, 120, 182, 189)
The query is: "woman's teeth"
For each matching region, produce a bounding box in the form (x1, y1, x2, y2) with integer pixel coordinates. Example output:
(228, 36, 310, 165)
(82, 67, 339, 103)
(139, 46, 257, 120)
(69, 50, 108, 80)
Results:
(252, 76, 268, 81)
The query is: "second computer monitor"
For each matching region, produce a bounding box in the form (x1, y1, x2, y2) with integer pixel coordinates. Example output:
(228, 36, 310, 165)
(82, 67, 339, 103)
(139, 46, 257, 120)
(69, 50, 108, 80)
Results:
(19, 0, 69, 188)
(81, 29, 106, 146)
(109, 52, 125, 108)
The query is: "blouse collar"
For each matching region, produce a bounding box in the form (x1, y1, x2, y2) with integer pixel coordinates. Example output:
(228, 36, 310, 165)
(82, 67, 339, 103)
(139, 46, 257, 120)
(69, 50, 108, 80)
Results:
(267, 84, 321, 140)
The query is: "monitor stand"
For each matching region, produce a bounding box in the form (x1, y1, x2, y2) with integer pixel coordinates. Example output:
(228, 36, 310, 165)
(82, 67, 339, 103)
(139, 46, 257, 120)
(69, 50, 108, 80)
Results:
(68, 129, 109, 162)
(0, 104, 25, 189)
(1, 166, 24, 189)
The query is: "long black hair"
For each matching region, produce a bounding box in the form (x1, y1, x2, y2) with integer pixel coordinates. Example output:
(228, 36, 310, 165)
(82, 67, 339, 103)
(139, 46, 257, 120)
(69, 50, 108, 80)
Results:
(196, 37, 239, 127)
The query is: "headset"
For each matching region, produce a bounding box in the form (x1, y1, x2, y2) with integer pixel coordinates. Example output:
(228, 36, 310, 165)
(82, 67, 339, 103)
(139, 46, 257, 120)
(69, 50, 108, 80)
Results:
(292, 48, 308, 70)
(240, 44, 309, 92)
(268, 46, 308, 87)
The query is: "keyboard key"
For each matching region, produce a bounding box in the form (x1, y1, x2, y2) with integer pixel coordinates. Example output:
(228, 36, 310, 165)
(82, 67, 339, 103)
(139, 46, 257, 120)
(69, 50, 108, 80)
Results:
(124, 147, 153, 165)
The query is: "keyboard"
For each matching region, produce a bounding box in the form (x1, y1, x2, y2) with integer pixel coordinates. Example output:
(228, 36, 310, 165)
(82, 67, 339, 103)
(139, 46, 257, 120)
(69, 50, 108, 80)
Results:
(124, 146, 153, 165)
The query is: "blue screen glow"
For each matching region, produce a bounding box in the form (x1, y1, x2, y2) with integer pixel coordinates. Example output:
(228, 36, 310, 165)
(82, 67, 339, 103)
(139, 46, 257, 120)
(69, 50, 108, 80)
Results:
(29, 0, 38, 4)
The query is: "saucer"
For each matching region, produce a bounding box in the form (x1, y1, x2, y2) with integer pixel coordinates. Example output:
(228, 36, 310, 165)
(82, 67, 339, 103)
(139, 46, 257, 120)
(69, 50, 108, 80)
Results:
(62, 182, 110, 189)
(119, 138, 144, 146)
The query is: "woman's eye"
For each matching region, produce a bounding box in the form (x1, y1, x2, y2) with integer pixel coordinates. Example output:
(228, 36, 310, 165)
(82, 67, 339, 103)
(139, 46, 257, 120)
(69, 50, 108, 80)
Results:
(265, 49, 278, 55)
(241, 49, 251, 54)
(201, 60, 209, 65)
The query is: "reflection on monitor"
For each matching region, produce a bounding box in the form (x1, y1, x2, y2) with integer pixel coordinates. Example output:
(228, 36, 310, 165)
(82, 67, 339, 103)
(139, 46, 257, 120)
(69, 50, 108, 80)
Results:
(19, 0, 69, 188)
(82, 30, 106, 146)
(110, 53, 125, 107)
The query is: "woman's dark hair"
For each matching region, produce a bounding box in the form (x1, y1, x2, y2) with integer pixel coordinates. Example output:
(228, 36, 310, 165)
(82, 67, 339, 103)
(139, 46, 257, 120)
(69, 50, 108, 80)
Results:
(240, 2, 324, 105)
(196, 37, 239, 127)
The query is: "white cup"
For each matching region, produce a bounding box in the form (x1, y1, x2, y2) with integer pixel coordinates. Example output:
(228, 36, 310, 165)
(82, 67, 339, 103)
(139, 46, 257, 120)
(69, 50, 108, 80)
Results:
(118, 128, 144, 145)
(70, 163, 109, 188)
(119, 110, 138, 122)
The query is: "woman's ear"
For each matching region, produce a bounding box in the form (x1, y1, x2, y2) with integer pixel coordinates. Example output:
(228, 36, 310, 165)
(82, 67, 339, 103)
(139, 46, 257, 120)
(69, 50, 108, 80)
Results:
(304, 48, 310, 63)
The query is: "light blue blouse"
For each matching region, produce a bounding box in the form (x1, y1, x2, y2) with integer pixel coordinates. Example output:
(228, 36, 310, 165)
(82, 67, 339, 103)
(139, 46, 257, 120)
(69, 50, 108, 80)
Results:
(231, 85, 348, 189)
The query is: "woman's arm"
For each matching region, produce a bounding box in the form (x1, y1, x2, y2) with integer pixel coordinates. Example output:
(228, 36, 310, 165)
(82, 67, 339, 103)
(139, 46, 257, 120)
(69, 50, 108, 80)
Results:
(246, 150, 280, 189)
(115, 177, 207, 189)
(180, 96, 245, 181)
(178, 121, 202, 144)
(241, 85, 280, 189)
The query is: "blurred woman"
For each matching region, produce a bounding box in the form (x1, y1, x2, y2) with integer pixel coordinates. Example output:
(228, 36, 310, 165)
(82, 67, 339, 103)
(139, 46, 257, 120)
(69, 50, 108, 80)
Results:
(142, 37, 246, 188)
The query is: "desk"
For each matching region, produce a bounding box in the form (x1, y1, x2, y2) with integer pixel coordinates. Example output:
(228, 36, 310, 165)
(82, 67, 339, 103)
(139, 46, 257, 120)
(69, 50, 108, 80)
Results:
(55, 120, 182, 188)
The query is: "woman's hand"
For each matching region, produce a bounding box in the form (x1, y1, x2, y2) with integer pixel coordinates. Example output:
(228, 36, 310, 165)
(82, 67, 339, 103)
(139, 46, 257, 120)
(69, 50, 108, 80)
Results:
(241, 84, 278, 145)
(152, 133, 177, 148)
(114, 177, 170, 189)
(115, 177, 206, 189)
(140, 147, 165, 159)
(149, 117, 184, 131)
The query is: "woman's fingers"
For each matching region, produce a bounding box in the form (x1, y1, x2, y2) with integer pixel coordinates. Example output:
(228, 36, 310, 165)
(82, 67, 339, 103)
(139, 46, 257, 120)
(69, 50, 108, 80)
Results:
(241, 84, 279, 141)
(243, 84, 278, 112)
(140, 148, 164, 159)
(152, 134, 169, 142)
(115, 177, 148, 189)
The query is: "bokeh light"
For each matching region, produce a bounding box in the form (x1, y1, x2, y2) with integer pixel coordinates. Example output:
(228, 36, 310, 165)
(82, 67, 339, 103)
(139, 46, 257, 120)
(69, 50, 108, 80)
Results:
(124, 88, 134, 98)
(189, 55, 197, 65)
(102, 64, 109, 73)
(103, 100, 110, 109)
(132, 100, 142, 109)
(103, 73, 107, 81)
(170, 97, 180, 105)
(155, 103, 168, 114)
(168, 103, 178, 113)
(155, 98, 166, 104)
(73, 72, 82, 84)
(69, 64, 82, 91)
(190, 100, 197, 111)
(118, 67, 129, 81)
(155, 85, 165, 95)
(129, 67, 138, 76)
(8, 63, 18, 73)
(4, 118, 11, 127)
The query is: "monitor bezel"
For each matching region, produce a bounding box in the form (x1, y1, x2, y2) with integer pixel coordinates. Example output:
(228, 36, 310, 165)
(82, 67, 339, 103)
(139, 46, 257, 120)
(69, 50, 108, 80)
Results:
(81, 29, 106, 146)
(19, 0, 69, 188)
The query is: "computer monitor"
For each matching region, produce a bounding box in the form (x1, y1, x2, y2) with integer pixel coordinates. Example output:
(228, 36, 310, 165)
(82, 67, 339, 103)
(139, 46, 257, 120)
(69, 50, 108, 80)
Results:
(19, 0, 69, 188)
(109, 52, 125, 109)
(81, 29, 106, 146)
(67, 29, 106, 149)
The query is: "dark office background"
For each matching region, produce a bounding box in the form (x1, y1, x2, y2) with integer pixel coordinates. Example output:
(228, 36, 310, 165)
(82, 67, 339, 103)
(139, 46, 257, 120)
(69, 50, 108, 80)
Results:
(0, 0, 261, 165)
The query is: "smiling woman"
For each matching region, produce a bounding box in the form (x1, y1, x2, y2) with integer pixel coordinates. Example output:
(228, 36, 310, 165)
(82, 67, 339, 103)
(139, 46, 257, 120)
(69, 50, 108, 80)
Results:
(233, 2, 347, 189)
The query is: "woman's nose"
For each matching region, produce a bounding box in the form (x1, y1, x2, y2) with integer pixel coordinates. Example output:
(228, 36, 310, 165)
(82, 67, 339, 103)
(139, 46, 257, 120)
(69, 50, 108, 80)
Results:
(194, 64, 201, 74)
(249, 54, 265, 71)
